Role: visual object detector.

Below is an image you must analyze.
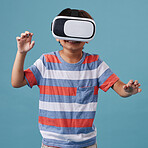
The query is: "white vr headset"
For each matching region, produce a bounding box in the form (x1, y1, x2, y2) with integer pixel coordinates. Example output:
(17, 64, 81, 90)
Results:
(51, 14, 96, 42)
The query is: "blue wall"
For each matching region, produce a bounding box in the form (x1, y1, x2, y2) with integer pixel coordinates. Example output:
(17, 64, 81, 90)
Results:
(0, 0, 147, 147)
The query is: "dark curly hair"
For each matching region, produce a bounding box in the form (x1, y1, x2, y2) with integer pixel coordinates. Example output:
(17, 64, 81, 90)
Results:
(57, 8, 93, 20)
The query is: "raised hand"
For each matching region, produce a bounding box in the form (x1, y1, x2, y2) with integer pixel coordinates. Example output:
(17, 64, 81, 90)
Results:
(123, 80, 142, 95)
(16, 31, 35, 54)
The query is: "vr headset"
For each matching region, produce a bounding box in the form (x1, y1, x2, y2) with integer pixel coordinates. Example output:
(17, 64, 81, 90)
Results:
(51, 10, 96, 42)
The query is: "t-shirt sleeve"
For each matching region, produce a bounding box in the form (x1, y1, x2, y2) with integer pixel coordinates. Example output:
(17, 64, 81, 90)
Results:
(24, 54, 44, 88)
(97, 57, 119, 92)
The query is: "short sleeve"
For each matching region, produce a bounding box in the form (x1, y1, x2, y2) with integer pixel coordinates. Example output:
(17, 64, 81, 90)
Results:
(24, 54, 44, 88)
(97, 57, 119, 92)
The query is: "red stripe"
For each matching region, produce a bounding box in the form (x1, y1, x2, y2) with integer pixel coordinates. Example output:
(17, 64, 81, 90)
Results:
(94, 86, 99, 95)
(99, 73, 119, 92)
(82, 55, 99, 64)
(38, 85, 77, 96)
(42, 144, 60, 148)
(44, 54, 62, 63)
(39, 116, 94, 128)
(24, 69, 37, 87)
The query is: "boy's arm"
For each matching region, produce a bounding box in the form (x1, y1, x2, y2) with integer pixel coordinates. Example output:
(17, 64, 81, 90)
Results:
(11, 31, 35, 88)
(112, 79, 142, 97)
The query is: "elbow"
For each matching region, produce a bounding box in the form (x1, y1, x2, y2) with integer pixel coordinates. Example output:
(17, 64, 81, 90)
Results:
(11, 79, 21, 88)
(11, 81, 19, 88)
(11, 77, 26, 88)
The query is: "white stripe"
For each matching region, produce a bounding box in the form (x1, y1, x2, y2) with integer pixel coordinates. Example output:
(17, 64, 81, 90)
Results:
(39, 101, 97, 112)
(40, 128, 96, 142)
(34, 59, 109, 80)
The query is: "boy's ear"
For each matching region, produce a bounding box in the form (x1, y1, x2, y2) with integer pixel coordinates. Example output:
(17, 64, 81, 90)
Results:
(56, 39, 60, 42)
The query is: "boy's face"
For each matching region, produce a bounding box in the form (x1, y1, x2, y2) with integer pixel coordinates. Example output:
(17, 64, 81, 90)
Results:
(56, 39, 88, 52)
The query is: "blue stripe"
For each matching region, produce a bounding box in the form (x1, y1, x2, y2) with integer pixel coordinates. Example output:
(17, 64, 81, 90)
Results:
(42, 136, 96, 148)
(98, 68, 113, 87)
(39, 93, 98, 104)
(39, 109, 96, 119)
(39, 123, 96, 134)
(39, 78, 98, 88)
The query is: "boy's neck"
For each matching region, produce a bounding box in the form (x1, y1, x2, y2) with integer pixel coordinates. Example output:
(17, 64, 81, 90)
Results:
(59, 49, 83, 64)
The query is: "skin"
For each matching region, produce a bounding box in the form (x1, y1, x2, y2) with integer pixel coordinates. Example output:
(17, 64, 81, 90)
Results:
(56, 39, 88, 64)
(11, 31, 142, 97)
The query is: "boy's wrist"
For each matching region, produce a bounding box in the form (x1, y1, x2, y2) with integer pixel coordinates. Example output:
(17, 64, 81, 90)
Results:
(17, 49, 27, 56)
(17, 50, 27, 58)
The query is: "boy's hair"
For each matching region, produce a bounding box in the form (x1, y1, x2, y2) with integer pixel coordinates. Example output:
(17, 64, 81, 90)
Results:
(57, 8, 93, 20)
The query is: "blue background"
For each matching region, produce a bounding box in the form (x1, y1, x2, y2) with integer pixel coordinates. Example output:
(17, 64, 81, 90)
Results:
(0, 0, 147, 147)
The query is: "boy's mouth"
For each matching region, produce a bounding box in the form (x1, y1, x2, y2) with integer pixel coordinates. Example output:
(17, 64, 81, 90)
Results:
(65, 40, 81, 44)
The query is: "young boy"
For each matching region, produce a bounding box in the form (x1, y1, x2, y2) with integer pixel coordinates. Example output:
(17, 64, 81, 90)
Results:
(11, 8, 141, 148)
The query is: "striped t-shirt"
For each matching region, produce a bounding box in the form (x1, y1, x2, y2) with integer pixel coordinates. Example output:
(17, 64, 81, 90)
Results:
(24, 51, 119, 148)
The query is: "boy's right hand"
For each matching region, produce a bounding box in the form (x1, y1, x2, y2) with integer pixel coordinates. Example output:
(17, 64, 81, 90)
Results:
(16, 31, 35, 54)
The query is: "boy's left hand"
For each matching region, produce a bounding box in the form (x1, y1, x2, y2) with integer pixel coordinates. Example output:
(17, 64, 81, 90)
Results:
(123, 80, 142, 95)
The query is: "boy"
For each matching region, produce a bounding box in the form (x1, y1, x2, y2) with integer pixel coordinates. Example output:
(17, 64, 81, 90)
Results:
(11, 8, 141, 148)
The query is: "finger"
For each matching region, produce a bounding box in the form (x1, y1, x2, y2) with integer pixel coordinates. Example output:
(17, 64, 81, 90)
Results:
(134, 80, 138, 85)
(135, 83, 141, 88)
(30, 32, 34, 36)
(26, 33, 30, 38)
(25, 31, 30, 34)
(28, 33, 34, 41)
(29, 32, 34, 38)
(128, 80, 134, 87)
(131, 83, 137, 89)
(138, 88, 142, 93)
(16, 36, 21, 41)
(30, 41, 35, 49)
(123, 85, 128, 90)
(25, 32, 33, 38)
(21, 33, 26, 38)
(25, 31, 32, 38)
(25, 32, 30, 38)
(26, 34, 32, 41)
(21, 33, 25, 36)
(132, 80, 139, 89)
(25, 31, 33, 36)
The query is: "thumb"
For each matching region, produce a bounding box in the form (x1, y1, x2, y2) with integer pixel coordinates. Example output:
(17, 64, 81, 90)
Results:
(30, 41, 35, 49)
